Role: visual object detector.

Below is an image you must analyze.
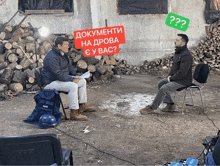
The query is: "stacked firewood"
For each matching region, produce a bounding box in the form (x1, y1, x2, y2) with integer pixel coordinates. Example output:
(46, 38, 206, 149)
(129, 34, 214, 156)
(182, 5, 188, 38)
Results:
(190, 20, 220, 70)
(2, 18, 220, 99)
(141, 20, 220, 76)
(140, 54, 174, 76)
(0, 24, 41, 96)
(0, 23, 139, 99)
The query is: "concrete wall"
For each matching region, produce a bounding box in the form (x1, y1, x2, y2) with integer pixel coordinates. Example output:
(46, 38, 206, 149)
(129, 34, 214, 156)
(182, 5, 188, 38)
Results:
(0, 0, 92, 34)
(0, 0, 208, 65)
(97, 0, 207, 65)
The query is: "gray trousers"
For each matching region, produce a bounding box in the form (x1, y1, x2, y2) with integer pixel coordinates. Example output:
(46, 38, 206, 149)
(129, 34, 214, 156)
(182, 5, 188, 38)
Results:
(150, 78, 184, 110)
(44, 79, 87, 109)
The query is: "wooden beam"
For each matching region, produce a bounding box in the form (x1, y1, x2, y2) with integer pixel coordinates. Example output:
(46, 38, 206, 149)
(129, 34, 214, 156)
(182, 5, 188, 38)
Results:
(25, 10, 65, 14)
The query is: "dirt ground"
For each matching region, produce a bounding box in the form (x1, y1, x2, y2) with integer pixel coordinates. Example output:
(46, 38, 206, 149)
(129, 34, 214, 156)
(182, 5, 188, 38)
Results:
(1, 72, 220, 165)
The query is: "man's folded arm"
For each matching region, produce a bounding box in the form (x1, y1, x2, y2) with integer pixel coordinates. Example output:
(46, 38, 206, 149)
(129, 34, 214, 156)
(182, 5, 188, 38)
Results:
(47, 56, 74, 82)
(170, 56, 191, 81)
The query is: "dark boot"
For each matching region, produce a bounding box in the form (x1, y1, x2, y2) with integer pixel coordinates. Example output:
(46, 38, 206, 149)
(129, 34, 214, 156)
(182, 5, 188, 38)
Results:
(70, 109, 87, 120)
(79, 103, 95, 113)
(161, 103, 176, 112)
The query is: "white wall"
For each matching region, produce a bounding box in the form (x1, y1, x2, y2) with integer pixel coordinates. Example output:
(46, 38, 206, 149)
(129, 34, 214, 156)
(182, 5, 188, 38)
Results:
(0, 0, 208, 65)
(0, 0, 92, 34)
(97, 0, 207, 65)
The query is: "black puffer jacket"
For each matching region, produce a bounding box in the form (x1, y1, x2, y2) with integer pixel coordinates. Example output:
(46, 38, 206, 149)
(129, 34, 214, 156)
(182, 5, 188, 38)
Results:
(42, 46, 77, 86)
(169, 46, 193, 86)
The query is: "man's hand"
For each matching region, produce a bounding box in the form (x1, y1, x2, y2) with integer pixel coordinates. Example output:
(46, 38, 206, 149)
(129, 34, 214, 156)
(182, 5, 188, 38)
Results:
(73, 78, 80, 83)
(167, 76, 171, 82)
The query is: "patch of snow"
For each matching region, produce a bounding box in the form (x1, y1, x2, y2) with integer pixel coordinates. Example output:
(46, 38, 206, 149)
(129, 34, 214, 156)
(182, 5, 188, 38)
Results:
(99, 93, 166, 115)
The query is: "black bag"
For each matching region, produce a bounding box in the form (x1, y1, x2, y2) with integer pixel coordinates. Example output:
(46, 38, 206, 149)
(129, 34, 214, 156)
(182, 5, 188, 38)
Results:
(24, 89, 62, 125)
(193, 64, 210, 83)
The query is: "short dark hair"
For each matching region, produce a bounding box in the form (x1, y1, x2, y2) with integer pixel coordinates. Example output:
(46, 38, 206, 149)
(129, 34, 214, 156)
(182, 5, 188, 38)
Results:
(55, 37, 68, 47)
(177, 34, 189, 45)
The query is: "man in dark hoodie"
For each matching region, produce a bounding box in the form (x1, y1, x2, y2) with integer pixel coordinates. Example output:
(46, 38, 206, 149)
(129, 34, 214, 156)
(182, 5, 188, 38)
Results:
(140, 34, 193, 114)
(42, 37, 95, 121)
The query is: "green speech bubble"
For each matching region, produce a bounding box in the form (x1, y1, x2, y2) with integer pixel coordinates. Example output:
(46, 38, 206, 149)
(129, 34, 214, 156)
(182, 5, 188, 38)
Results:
(165, 13, 190, 32)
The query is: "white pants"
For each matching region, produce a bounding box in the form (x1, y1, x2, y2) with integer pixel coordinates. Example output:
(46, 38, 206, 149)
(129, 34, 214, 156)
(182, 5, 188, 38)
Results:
(44, 79, 87, 109)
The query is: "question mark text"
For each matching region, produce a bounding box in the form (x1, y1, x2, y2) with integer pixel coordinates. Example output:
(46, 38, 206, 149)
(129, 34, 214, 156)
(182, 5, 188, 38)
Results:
(175, 18, 181, 26)
(165, 13, 190, 32)
(170, 16, 175, 24)
(181, 20, 187, 28)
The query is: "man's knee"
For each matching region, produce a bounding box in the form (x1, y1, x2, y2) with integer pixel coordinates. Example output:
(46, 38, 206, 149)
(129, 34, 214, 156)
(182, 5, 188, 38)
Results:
(69, 82, 78, 90)
(160, 84, 169, 93)
(78, 78, 86, 87)
(158, 79, 168, 89)
(44, 82, 55, 89)
(80, 78, 86, 85)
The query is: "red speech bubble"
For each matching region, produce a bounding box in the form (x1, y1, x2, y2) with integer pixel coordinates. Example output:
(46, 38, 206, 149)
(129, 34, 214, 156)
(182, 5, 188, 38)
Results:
(74, 25, 125, 57)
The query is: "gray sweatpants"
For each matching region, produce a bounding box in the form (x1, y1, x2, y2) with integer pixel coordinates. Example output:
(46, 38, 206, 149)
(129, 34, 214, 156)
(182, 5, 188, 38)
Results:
(44, 78, 87, 109)
(150, 78, 184, 110)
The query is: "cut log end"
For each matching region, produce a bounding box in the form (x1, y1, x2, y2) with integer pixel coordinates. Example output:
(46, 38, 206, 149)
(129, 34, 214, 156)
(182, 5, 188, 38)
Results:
(0, 84, 8, 92)
(77, 60, 87, 69)
(88, 64, 96, 73)
(28, 77, 35, 84)
(9, 83, 23, 92)
(4, 43, 12, 50)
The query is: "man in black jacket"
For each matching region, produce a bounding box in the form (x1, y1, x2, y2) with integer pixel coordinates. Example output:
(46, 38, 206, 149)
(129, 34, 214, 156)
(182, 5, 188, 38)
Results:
(140, 34, 193, 114)
(42, 37, 95, 120)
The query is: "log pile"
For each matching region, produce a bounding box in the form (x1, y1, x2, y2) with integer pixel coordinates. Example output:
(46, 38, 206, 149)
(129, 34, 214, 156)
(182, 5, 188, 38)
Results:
(0, 23, 138, 100)
(2, 19, 220, 100)
(0, 24, 44, 99)
(69, 52, 141, 83)
(8, 19, 220, 99)
(141, 20, 220, 76)
(190, 20, 220, 73)
(140, 55, 173, 76)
